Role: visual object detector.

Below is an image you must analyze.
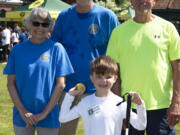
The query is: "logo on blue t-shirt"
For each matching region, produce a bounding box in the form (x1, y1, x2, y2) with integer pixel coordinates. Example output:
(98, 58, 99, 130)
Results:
(41, 53, 50, 62)
(89, 24, 99, 35)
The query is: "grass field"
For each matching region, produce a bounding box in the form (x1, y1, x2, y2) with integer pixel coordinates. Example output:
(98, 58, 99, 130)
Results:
(0, 63, 180, 135)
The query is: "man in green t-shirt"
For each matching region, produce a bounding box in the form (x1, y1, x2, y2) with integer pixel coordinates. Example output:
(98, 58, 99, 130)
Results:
(107, 0, 180, 135)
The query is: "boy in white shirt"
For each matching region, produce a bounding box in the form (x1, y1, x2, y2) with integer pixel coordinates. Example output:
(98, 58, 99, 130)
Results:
(59, 56, 147, 135)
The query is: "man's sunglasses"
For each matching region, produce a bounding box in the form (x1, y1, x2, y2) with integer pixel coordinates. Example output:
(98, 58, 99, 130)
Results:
(32, 21, 50, 28)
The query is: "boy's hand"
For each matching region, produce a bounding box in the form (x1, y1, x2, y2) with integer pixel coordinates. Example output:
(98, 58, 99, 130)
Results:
(129, 92, 143, 105)
(68, 87, 82, 96)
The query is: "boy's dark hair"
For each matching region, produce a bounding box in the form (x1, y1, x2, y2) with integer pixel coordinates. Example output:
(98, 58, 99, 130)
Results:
(90, 56, 119, 76)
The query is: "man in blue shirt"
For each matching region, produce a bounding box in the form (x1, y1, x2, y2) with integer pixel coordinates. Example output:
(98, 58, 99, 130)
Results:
(51, 0, 119, 134)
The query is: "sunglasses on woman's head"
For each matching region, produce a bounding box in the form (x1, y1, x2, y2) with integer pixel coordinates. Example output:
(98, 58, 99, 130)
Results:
(32, 21, 50, 28)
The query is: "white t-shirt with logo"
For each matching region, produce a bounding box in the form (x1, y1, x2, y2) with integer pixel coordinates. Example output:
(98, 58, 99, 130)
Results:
(60, 92, 147, 135)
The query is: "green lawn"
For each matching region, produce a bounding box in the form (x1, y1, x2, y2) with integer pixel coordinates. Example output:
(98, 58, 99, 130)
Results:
(0, 63, 180, 135)
(0, 64, 14, 135)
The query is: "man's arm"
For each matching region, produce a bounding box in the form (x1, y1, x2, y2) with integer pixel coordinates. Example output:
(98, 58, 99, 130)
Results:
(50, 14, 62, 42)
(34, 76, 66, 122)
(1, 31, 5, 39)
(167, 59, 180, 126)
(111, 63, 121, 96)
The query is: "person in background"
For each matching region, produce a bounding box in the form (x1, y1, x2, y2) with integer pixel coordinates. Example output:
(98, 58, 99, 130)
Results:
(1, 22, 11, 62)
(3, 7, 74, 135)
(14, 23, 21, 35)
(0, 25, 3, 62)
(19, 26, 27, 43)
(51, 0, 119, 134)
(59, 56, 147, 135)
(106, 0, 180, 134)
(11, 29, 19, 47)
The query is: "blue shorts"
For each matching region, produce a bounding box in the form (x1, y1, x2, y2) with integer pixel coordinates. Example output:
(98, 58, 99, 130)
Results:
(127, 108, 175, 135)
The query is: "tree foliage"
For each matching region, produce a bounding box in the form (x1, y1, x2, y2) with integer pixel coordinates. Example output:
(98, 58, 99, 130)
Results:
(94, 0, 131, 13)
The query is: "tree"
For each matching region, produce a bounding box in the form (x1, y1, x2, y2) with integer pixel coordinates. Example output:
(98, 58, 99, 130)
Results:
(61, 0, 75, 5)
(93, 0, 131, 13)
(61, 0, 131, 13)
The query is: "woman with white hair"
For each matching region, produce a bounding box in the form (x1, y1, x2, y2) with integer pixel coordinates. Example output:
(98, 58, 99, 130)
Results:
(3, 7, 74, 135)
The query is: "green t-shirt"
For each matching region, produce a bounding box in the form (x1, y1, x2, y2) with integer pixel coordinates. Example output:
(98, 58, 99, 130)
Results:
(106, 16, 180, 110)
